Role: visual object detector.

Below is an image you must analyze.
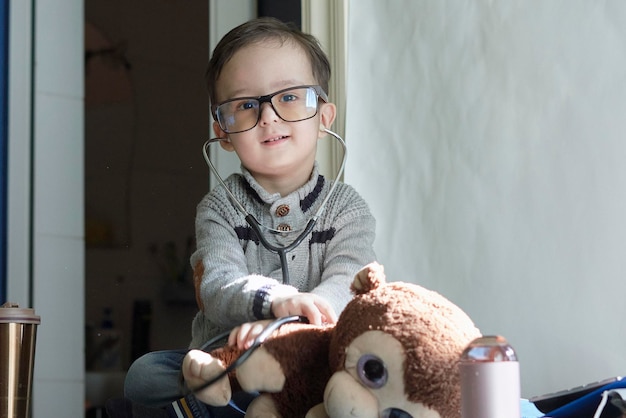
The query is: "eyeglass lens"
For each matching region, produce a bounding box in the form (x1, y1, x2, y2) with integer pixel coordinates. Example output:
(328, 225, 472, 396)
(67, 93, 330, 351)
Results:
(216, 86, 320, 134)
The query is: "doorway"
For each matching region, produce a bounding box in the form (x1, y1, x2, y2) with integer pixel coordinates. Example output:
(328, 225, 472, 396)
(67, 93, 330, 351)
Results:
(82, 1, 302, 413)
(84, 0, 210, 410)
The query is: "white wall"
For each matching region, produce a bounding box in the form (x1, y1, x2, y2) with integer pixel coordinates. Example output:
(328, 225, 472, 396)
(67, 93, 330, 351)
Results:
(33, 0, 85, 415)
(345, 0, 626, 398)
(8, 0, 84, 416)
(7, 0, 33, 304)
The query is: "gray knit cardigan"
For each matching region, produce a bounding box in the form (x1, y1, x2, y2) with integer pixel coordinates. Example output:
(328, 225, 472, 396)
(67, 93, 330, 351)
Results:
(189, 163, 376, 348)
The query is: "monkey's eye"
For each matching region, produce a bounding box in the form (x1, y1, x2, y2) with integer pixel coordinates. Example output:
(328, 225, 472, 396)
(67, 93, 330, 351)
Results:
(357, 354, 388, 388)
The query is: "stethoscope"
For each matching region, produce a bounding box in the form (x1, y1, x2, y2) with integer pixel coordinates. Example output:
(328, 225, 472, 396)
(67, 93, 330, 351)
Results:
(201, 127, 347, 285)
(182, 128, 347, 399)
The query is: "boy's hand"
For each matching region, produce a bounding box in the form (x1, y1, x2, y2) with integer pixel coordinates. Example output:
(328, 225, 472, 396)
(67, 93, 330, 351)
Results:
(271, 293, 337, 326)
(228, 319, 273, 350)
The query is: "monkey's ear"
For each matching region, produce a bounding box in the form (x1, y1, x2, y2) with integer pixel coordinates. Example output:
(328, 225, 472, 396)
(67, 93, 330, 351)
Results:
(350, 262, 385, 295)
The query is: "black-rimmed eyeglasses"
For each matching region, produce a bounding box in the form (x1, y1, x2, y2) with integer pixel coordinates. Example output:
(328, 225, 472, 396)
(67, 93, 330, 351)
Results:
(212, 85, 328, 134)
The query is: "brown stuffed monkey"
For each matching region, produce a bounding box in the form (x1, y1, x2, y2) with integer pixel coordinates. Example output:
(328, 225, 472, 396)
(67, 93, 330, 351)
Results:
(182, 263, 481, 418)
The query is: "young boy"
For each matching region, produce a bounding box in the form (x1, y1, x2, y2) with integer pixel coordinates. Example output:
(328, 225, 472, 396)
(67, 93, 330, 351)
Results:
(122, 17, 376, 417)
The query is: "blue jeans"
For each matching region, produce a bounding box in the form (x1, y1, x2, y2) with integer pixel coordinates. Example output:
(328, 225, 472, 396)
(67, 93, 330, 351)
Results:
(124, 349, 256, 417)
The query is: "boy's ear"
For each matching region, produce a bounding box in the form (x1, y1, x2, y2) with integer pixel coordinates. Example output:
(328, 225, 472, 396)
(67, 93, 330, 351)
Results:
(219, 140, 235, 152)
(213, 121, 234, 152)
(318, 102, 336, 137)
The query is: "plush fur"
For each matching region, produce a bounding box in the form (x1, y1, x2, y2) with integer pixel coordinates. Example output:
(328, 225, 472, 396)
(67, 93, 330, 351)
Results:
(182, 263, 481, 418)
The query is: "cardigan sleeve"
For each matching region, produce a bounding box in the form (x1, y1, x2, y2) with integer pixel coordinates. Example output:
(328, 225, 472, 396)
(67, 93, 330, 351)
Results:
(190, 188, 299, 331)
(308, 185, 377, 316)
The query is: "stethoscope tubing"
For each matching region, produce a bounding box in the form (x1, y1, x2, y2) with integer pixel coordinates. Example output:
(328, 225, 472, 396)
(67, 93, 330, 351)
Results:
(201, 128, 347, 285)
(182, 315, 308, 396)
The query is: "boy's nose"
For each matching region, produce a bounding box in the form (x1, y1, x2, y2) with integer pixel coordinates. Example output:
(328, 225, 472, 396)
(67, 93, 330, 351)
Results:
(258, 102, 279, 125)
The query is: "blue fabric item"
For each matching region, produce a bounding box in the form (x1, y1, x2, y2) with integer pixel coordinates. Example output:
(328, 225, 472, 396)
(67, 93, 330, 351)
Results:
(537, 377, 626, 418)
(165, 389, 253, 417)
(183, 395, 212, 418)
(521, 399, 545, 418)
(0, 0, 9, 304)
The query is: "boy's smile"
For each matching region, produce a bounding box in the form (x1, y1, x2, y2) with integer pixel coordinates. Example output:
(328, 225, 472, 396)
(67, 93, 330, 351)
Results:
(213, 41, 335, 196)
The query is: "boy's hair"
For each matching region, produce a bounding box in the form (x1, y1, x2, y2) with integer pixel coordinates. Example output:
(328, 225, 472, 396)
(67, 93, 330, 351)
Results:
(206, 17, 331, 110)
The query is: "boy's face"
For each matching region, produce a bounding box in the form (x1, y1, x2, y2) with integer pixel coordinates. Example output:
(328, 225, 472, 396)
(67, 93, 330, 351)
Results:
(213, 41, 335, 194)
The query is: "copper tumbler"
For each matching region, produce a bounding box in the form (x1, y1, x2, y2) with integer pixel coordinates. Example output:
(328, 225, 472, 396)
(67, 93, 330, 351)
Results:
(0, 303, 41, 418)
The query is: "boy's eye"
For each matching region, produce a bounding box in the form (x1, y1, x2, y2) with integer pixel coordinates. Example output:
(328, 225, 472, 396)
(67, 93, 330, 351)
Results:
(278, 93, 299, 103)
(234, 100, 258, 112)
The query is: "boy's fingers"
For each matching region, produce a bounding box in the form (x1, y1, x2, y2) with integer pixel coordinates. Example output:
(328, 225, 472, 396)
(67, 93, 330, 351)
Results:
(227, 325, 241, 347)
(301, 303, 323, 325)
(243, 322, 266, 349)
(315, 299, 337, 324)
(236, 323, 253, 348)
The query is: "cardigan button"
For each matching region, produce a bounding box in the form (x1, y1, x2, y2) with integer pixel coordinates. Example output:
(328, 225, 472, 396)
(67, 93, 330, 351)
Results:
(276, 223, 292, 232)
(275, 204, 290, 217)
